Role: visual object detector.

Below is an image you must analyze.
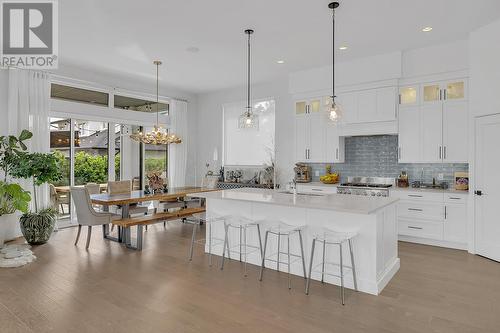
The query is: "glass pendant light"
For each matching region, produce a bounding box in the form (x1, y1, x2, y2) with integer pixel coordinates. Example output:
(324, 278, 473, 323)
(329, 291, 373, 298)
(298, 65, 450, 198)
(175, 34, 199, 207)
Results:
(327, 2, 343, 123)
(238, 29, 259, 129)
(130, 61, 182, 145)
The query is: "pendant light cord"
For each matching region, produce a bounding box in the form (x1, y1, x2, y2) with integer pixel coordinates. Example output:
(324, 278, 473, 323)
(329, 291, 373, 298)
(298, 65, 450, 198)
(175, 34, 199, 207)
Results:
(247, 32, 251, 115)
(332, 6, 335, 102)
(156, 62, 159, 127)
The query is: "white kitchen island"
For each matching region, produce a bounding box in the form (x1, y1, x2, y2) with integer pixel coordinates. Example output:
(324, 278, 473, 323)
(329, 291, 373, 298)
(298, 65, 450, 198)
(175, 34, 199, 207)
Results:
(188, 188, 400, 295)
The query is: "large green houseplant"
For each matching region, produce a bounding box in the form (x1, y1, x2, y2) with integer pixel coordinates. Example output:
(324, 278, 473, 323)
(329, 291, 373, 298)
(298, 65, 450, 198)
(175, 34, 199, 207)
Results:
(0, 130, 33, 247)
(10, 151, 62, 245)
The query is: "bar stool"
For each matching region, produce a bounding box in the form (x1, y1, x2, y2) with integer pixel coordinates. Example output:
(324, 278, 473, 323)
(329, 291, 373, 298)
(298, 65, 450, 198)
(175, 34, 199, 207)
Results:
(305, 227, 359, 305)
(184, 212, 226, 266)
(259, 221, 307, 289)
(220, 216, 263, 277)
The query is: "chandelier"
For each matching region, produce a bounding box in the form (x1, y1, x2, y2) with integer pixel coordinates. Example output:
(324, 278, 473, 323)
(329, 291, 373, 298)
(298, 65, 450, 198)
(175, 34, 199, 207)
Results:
(327, 2, 343, 122)
(238, 29, 258, 129)
(130, 60, 182, 145)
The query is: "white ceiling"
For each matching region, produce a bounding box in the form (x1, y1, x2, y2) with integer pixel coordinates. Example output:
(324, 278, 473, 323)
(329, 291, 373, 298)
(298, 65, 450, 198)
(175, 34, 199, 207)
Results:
(59, 0, 500, 93)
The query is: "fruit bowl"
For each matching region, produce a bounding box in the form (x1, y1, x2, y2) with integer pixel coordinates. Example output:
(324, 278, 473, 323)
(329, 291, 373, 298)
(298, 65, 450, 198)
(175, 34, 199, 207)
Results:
(319, 174, 339, 184)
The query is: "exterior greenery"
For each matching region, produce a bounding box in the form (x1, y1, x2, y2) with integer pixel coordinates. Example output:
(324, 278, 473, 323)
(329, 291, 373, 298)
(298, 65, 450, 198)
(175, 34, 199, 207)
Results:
(53, 150, 165, 185)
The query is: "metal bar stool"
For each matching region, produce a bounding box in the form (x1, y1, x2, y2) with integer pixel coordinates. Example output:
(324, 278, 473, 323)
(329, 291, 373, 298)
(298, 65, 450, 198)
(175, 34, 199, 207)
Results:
(184, 212, 226, 266)
(259, 221, 307, 289)
(305, 228, 358, 305)
(221, 216, 263, 277)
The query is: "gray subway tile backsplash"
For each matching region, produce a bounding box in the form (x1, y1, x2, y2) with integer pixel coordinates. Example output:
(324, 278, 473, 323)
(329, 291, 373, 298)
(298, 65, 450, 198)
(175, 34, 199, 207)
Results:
(307, 135, 468, 185)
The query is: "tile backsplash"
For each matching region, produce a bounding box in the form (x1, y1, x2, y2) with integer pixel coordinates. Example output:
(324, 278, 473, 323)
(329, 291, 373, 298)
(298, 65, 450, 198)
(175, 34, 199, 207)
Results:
(307, 135, 468, 186)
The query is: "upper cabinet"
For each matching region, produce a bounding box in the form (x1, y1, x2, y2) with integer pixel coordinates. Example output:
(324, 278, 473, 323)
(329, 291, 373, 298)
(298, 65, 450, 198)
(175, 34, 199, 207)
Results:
(398, 78, 468, 164)
(338, 86, 397, 124)
(294, 97, 345, 163)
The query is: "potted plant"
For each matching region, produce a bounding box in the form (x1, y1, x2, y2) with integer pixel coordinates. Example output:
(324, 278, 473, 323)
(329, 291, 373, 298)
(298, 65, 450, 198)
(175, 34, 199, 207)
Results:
(9, 152, 61, 245)
(0, 130, 33, 247)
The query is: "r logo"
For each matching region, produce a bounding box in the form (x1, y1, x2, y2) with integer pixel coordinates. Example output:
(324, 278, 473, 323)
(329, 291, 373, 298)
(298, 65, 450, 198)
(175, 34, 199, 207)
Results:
(2, 2, 53, 54)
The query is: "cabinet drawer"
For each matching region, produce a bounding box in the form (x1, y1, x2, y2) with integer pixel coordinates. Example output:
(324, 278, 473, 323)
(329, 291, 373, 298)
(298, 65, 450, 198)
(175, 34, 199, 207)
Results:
(297, 184, 337, 194)
(398, 201, 444, 221)
(398, 220, 443, 240)
(444, 193, 468, 204)
(391, 190, 444, 202)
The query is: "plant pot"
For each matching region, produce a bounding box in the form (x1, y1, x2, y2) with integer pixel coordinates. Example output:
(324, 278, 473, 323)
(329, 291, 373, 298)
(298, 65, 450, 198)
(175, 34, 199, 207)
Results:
(0, 224, 5, 248)
(19, 212, 56, 245)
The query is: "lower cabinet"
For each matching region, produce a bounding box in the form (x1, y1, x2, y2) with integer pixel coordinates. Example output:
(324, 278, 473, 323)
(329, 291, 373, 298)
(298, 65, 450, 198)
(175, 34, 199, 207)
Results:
(392, 190, 468, 249)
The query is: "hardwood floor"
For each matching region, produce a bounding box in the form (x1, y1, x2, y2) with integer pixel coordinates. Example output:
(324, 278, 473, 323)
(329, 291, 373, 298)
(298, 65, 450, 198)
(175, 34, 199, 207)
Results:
(1, 222, 499, 333)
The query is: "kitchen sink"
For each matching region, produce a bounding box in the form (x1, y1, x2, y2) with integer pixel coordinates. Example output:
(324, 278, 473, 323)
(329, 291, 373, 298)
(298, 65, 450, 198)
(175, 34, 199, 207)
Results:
(279, 191, 326, 197)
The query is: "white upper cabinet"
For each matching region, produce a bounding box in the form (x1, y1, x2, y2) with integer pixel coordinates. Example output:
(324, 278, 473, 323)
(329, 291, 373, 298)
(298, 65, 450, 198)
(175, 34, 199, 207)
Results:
(442, 101, 468, 162)
(338, 86, 397, 124)
(398, 106, 420, 162)
(420, 104, 443, 163)
(398, 78, 468, 163)
(294, 97, 345, 163)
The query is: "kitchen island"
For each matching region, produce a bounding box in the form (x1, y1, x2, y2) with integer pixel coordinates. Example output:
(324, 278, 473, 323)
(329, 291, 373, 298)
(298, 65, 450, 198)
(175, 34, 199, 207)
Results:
(188, 188, 400, 295)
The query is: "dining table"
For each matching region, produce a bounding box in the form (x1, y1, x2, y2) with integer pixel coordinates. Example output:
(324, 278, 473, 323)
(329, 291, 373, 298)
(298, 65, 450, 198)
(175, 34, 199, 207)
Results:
(90, 186, 220, 248)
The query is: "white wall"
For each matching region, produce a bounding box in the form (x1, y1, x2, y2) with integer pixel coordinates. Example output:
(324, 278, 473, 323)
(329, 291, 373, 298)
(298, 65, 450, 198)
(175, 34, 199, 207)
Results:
(196, 75, 293, 185)
(402, 40, 469, 79)
(470, 20, 500, 117)
(0, 70, 8, 135)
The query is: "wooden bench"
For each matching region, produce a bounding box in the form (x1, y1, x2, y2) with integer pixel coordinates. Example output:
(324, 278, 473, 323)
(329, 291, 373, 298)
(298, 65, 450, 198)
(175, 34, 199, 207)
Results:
(113, 207, 206, 250)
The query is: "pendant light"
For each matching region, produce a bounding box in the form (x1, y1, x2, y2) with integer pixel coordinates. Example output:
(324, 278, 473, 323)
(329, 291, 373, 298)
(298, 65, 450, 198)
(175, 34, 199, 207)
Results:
(238, 29, 258, 129)
(327, 2, 342, 122)
(130, 60, 182, 145)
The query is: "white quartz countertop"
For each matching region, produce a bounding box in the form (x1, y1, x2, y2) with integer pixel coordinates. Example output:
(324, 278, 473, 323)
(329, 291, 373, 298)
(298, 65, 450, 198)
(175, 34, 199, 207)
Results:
(188, 188, 399, 215)
(390, 187, 469, 195)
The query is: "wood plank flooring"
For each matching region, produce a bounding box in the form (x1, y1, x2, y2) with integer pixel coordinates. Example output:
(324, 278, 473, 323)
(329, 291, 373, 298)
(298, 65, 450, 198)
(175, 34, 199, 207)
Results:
(0, 222, 499, 333)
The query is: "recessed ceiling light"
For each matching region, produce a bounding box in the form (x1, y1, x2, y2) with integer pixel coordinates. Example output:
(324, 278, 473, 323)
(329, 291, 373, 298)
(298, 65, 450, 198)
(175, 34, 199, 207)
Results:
(276, 60, 285, 64)
(186, 46, 200, 53)
(422, 26, 433, 32)
(339, 46, 348, 50)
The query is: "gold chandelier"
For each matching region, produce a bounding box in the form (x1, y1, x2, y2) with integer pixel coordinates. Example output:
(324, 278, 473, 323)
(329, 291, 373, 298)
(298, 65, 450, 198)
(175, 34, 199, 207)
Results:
(130, 60, 182, 145)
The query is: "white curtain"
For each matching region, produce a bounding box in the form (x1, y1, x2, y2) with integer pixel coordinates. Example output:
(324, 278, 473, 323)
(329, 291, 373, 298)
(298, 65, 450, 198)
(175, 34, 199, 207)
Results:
(168, 100, 188, 187)
(4, 69, 51, 239)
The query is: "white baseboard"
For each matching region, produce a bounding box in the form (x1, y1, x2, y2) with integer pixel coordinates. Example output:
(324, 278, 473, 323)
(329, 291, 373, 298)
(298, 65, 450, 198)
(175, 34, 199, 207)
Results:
(398, 235, 467, 250)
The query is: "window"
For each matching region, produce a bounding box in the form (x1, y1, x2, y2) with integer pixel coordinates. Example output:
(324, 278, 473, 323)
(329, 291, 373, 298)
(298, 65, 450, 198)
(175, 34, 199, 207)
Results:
(223, 99, 275, 166)
(114, 95, 168, 114)
(51, 84, 109, 106)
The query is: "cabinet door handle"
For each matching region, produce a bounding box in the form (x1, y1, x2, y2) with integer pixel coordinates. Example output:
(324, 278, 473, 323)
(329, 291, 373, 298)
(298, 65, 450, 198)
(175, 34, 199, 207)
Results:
(408, 226, 423, 230)
(336, 148, 339, 160)
(398, 94, 401, 105)
(311, 189, 324, 192)
(444, 89, 447, 100)
(398, 146, 401, 159)
(408, 194, 423, 198)
(439, 89, 442, 101)
(444, 206, 447, 220)
(444, 146, 447, 160)
(449, 197, 461, 200)
(439, 146, 442, 160)
(408, 208, 423, 212)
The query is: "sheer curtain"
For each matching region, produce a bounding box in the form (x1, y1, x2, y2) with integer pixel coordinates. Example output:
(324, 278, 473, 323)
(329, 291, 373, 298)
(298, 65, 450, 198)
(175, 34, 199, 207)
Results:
(4, 69, 51, 240)
(168, 100, 188, 187)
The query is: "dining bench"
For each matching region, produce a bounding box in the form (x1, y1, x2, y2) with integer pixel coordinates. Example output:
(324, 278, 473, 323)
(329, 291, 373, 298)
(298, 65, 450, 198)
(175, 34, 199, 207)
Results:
(113, 207, 206, 250)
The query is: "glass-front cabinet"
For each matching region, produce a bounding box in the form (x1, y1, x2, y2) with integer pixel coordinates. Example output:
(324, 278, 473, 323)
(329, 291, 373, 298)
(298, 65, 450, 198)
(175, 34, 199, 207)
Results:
(399, 86, 418, 106)
(444, 80, 466, 101)
(422, 83, 441, 103)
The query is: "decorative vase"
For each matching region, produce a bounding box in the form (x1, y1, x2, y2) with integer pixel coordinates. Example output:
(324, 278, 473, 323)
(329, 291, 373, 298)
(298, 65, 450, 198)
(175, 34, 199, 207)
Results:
(0, 224, 5, 248)
(19, 212, 56, 245)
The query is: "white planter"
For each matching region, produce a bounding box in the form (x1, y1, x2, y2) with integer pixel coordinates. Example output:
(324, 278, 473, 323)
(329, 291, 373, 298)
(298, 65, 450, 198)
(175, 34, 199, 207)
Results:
(0, 214, 20, 248)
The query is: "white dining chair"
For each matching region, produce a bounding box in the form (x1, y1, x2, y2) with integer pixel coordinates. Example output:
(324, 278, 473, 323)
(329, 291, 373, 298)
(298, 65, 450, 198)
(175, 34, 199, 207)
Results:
(71, 187, 120, 249)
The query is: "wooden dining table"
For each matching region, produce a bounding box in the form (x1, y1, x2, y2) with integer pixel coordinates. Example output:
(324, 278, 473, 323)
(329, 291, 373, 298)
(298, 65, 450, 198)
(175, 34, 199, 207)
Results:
(90, 186, 220, 249)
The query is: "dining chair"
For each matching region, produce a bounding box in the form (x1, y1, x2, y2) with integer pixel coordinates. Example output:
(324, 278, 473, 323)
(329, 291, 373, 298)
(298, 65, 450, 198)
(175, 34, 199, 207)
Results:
(108, 180, 149, 216)
(70, 187, 120, 249)
(49, 184, 70, 214)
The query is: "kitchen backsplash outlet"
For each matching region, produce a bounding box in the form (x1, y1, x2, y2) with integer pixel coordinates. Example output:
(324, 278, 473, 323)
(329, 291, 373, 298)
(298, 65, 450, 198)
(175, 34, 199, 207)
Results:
(307, 135, 468, 186)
